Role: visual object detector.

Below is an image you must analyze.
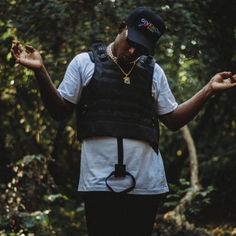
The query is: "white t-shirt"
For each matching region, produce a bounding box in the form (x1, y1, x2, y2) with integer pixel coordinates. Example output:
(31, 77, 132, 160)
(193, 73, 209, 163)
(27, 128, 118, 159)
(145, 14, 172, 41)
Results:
(58, 52, 178, 195)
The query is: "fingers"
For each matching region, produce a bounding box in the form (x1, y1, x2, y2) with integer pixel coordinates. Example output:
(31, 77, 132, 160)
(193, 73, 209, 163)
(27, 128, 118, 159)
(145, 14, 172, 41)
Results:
(219, 73, 236, 89)
(218, 71, 233, 78)
(211, 71, 236, 91)
(221, 72, 236, 86)
(25, 45, 35, 53)
(215, 71, 236, 84)
(11, 41, 20, 61)
(11, 40, 26, 65)
(10, 48, 19, 61)
(11, 40, 34, 63)
(230, 74, 236, 83)
(220, 72, 236, 83)
(11, 40, 24, 62)
(11, 40, 23, 54)
(11, 40, 35, 54)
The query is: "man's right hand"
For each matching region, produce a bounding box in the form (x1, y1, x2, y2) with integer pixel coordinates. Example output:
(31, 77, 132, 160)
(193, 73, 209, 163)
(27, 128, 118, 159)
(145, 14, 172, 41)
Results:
(11, 40, 75, 120)
(11, 40, 43, 71)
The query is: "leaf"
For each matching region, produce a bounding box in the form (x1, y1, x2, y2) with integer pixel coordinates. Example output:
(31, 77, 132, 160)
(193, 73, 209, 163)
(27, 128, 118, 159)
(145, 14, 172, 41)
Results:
(43, 193, 69, 202)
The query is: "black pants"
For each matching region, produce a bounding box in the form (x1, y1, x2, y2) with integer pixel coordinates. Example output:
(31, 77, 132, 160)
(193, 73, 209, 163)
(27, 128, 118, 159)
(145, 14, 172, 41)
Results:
(83, 192, 162, 236)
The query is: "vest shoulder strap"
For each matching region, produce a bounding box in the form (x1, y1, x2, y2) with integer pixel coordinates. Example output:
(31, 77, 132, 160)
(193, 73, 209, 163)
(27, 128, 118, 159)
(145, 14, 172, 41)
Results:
(89, 42, 155, 72)
(88, 51, 94, 62)
(90, 42, 107, 62)
(137, 55, 155, 71)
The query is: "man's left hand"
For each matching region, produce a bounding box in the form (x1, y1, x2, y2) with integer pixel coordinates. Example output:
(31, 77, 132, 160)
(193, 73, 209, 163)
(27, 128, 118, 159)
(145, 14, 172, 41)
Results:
(208, 71, 236, 92)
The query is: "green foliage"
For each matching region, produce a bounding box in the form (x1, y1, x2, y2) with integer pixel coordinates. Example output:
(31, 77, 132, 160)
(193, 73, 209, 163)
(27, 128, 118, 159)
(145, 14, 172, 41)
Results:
(186, 185, 214, 217)
(0, 154, 86, 235)
(163, 178, 214, 217)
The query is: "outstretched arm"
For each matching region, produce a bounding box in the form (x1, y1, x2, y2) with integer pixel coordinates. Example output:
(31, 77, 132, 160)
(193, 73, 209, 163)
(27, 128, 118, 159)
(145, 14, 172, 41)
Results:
(11, 41, 74, 120)
(159, 72, 236, 131)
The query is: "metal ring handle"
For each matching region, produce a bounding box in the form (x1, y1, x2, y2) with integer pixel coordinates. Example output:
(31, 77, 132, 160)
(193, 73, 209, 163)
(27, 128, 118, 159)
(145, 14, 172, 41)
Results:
(105, 171, 136, 194)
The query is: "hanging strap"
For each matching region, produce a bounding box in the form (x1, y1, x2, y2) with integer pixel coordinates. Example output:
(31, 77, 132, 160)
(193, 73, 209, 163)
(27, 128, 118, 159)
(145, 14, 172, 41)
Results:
(105, 137, 136, 193)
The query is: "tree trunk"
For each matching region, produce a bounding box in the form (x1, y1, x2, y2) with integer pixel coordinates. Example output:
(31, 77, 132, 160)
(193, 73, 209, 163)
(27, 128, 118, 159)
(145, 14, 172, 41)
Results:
(164, 125, 202, 230)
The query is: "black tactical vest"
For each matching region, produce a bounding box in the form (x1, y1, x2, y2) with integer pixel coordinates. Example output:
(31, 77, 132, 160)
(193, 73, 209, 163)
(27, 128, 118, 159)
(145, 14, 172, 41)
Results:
(76, 43, 160, 152)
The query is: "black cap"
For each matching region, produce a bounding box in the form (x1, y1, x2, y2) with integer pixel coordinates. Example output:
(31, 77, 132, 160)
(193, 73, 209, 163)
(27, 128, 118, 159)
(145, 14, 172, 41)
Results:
(126, 7, 166, 54)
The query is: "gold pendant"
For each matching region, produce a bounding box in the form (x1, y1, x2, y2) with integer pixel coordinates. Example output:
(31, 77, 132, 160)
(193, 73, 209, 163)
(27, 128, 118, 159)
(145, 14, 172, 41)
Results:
(123, 76, 130, 84)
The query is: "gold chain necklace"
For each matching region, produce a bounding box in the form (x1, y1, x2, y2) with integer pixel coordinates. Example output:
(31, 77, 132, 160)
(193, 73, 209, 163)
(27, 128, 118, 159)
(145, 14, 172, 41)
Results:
(106, 43, 138, 84)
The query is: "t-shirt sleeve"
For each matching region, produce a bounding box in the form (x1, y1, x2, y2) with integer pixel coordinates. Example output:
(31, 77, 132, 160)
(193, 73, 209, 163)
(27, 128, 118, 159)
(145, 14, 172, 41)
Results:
(57, 52, 95, 104)
(152, 63, 178, 115)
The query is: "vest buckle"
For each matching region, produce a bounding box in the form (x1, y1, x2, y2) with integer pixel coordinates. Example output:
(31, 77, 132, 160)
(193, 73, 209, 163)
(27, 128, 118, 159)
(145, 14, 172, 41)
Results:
(114, 164, 126, 177)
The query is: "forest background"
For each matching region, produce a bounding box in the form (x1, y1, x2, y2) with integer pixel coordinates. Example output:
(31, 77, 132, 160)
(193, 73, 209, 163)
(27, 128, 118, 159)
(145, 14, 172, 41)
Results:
(0, 0, 236, 235)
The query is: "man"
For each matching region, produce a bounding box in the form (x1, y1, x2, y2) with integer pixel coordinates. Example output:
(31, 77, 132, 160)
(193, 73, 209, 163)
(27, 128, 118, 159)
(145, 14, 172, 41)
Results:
(11, 6, 236, 236)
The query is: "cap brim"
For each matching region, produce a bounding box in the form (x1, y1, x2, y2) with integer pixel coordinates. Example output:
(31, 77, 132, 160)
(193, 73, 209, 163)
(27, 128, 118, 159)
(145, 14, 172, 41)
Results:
(127, 27, 154, 54)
